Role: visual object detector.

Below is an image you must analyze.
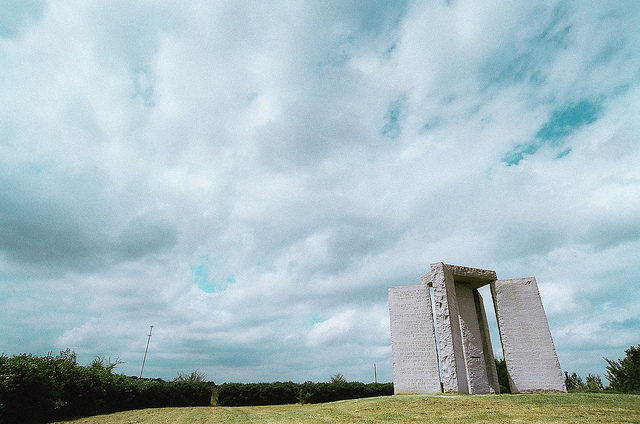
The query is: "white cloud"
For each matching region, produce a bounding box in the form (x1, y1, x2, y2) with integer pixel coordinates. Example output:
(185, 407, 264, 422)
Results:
(306, 310, 356, 347)
(1, 1, 639, 383)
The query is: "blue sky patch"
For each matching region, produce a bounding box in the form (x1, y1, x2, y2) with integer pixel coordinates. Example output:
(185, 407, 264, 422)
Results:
(503, 99, 602, 165)
(304, 313, 325, 327)
(382, 96, 406, 139)
(503, 141, 543, 166)
(535, 99, 601, 142)
(192, 260, 235, 293)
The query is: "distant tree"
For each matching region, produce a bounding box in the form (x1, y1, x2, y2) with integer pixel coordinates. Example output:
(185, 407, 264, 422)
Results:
(495, 358, 511, 393)
(174, 370, 207, 382)
(297, 388, 311, 404)
(330, 373, 346, 383)
(584, 374, 605, 392)
(90, 356, 124, 373)
(564, 371, 585, 391)
(605, 344, 640, 393)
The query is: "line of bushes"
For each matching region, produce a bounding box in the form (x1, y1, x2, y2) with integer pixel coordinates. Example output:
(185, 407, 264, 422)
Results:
(1, 350, 393, 422)
(0, 350, 213, 423)
(216, 381, 394, 406)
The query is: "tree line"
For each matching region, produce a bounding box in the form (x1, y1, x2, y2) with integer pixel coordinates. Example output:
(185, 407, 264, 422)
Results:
(495, 344, 640, 394)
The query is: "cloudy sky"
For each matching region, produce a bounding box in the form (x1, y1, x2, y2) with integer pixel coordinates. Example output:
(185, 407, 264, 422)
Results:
(1, 1, 639, 384)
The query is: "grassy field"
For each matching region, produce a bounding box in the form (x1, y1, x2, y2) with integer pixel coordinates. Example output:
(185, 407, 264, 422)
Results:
(52, 393, 640, 424)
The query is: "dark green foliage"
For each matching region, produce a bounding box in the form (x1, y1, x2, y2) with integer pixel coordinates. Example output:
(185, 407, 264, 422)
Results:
(297, 388, 311, 404)
(605, 344, 640, 394)
(564, 371, 585, 391)
(584, 374, 605, 392)
(174, 370, 207, 382)
(495, 358, 511, 394)
(216, 381, 394, 406)
(216, 382, 301, 406)
(564, 371, 605, 393)
(329, 373, 346, 383)
(563, 371, 607, 393)
(0, 350, 214, 423)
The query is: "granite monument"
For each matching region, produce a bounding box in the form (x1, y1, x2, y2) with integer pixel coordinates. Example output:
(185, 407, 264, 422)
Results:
(388, 262, 565, 394)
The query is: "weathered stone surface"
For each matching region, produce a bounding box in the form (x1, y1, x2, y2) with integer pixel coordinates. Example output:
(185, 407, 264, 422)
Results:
(455, 282, 491, 394)
(388, 284, 442, 394)
(430, 262, 468, 393)
(491, 278, 566, 393)
(448, 265, 497, 289)
(429, 263, 499, 394)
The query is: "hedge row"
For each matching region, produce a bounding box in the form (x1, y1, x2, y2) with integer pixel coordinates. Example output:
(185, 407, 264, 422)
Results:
(0, 351, 213, 423)
(216, 381, 394, 406)
(1, 350, 393, 422)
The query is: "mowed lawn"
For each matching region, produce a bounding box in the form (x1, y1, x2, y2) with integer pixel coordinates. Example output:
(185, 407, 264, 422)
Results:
(52, 393, 640, 424)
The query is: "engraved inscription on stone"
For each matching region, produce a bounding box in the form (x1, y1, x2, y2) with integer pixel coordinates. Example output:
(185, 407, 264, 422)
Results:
(388, 284, 441, 394)
(491, 278, 566, 393)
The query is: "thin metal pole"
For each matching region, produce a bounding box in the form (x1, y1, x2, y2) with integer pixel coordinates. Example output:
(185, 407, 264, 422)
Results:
(139, 325, 153, 378)
(374, 363, 377, 383)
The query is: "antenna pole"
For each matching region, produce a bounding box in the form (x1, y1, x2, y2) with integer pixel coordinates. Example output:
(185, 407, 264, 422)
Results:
(374, 363, 377, 384)
(139, 325, 153, 378)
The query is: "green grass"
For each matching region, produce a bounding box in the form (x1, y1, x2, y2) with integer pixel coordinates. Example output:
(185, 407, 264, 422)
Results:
(51, 393, 640, 424)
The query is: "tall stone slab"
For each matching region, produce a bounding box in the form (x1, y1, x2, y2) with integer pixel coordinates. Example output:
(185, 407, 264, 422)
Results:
(388, 284, 441, 394)
(491, 278, 566, 393)
(455, 281, 491, 394)
(455, 283, 501, 394)
(430, 263, 499, 394)
(430, 263, 468, 393)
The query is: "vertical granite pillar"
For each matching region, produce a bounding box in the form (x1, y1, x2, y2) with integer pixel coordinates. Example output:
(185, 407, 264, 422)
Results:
(388, 284, 442, 394)
(491, 278, 566, 393)
(430, 262, 469, 393)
